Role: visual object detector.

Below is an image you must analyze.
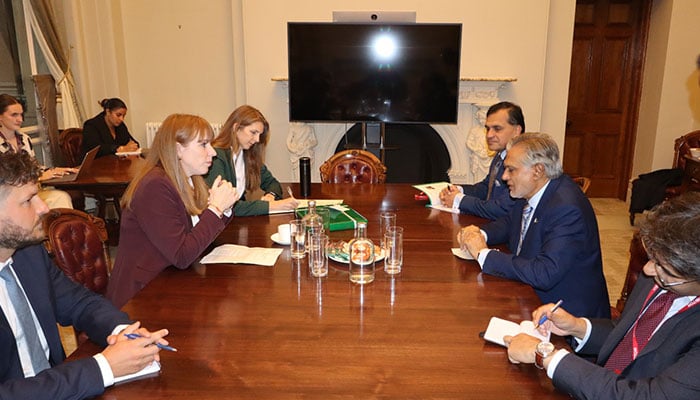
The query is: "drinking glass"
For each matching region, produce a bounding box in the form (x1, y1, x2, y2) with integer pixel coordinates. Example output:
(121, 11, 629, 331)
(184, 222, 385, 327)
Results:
(384, 226, 403, 275)
(309, 233, 329, 278)
(379, 211, 396, 250)
(316, 207, 331, 233)
(290, 219, 306, 259)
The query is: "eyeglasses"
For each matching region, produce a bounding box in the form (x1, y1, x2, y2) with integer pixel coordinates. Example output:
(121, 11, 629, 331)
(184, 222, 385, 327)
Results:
(652, 261, 697, 288)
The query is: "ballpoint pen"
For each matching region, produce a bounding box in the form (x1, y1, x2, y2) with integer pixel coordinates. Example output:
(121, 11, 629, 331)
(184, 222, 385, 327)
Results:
(534, 299, 563, 329)
(287, 186, 295, 199)
(124, 333, 178, 352)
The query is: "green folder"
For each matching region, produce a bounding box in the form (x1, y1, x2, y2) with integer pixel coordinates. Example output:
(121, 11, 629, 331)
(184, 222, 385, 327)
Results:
(295, 206, 368, 231)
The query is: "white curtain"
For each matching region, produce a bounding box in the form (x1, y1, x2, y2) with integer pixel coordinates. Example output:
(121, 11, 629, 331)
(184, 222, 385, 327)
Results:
(22, 0, 84, 129)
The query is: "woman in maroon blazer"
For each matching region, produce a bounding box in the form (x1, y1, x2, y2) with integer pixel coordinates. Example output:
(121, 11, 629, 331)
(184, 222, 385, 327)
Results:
(106, 114, 238, 308)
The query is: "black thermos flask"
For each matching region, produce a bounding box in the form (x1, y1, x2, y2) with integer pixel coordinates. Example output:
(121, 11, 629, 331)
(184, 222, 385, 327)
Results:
(299, 157, 311, 198)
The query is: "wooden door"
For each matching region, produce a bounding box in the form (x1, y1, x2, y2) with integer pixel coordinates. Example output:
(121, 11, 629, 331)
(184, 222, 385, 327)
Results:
(563, 0, 651, 198)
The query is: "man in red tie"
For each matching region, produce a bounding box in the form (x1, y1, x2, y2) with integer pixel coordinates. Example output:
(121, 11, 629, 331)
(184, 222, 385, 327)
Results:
(504, 192, 700, 400)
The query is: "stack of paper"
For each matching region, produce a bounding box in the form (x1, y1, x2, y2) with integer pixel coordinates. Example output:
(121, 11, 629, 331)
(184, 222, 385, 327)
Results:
(200, 245, 283, 266)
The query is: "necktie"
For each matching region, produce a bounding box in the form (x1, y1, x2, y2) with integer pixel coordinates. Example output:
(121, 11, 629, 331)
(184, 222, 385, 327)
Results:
(0, 266, 51, 374)
(604, 290, 679, 374)
(486, 157, 503, 201)
(516, 204, 533, 255)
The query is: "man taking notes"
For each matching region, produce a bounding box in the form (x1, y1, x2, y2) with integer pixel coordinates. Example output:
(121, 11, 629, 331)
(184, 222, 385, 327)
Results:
(0, 152, 170, 399)
(505, 192, 700, 400)
(458, 133, 610, 318)
(439, 101, 524, 220)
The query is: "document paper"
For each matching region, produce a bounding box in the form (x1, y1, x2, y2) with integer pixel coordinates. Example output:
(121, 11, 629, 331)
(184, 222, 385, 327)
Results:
(483, 317, 550, 347)
(200, 244, 283, 266)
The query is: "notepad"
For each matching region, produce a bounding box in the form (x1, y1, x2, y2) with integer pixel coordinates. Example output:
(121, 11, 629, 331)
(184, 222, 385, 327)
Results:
(482, 317, 550, 347)
(114, 360, 161, 384)
(200, 244, 283, 266)
(412, 182, 450, 206)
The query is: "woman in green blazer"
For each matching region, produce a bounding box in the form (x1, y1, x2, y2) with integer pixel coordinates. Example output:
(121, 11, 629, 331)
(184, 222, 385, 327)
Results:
(205, 105, 297, 216)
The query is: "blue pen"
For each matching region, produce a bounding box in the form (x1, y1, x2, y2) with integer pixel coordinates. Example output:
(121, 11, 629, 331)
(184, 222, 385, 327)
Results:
(124, 333, 178, 352)
(535, 300, 563, 328)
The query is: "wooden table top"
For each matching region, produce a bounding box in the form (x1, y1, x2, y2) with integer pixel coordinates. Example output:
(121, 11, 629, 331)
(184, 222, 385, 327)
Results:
(70, 183, 568, 399)
(48, 154, 146, 191)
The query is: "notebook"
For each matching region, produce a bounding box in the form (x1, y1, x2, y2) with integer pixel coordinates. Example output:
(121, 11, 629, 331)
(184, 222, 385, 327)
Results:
(43, 146, 100, 184)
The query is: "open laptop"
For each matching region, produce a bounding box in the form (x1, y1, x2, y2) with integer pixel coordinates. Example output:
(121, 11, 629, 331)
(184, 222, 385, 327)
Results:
(43, 145, 100, 184)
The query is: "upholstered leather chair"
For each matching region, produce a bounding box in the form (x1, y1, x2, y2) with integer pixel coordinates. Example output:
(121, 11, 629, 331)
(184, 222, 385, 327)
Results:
(43, 208, 111, 343)
(319, 149, 387, 184)
(612, 231, 648, 318)
(58, 128, 85, 167)
(665, 130, 700, 198)
(573, 177, 591, 194)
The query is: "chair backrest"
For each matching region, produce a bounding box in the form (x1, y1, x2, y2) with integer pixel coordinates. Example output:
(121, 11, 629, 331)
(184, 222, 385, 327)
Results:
(43, 208, 110, 295)
(319, 149, 387, 184)
(58, 128, 84, 167)
(672, 130, 700, 171)
(614, 231, 648, 314)
(573, 177, 591, 194)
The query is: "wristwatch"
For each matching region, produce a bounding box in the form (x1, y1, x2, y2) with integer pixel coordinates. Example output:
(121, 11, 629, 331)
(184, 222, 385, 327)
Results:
(535, 341, 555, 369)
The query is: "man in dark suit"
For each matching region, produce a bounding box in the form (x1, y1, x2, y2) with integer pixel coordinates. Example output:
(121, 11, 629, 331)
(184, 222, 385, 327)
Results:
(458, 133, 610, 318)
(505, 192, 700, 400)
(0, 151, 170, 399)
(439, 101, 524, 220)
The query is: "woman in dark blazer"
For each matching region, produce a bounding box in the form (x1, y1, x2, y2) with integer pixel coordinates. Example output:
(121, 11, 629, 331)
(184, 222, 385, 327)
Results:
(106, 114, 238, 308)
(82, 98, 140, 157)
(204, 105, 297, 216)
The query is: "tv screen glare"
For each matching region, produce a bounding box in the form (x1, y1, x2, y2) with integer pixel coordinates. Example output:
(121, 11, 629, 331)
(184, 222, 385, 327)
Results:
(287, 23, 462, 124)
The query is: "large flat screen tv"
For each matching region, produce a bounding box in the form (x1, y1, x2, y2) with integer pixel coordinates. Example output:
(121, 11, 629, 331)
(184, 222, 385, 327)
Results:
(287, 22, 462, 124)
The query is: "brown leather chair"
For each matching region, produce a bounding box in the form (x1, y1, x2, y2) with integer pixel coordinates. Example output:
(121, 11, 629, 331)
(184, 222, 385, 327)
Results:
(319, 149, 387, 184)
(573, 177, 591, 194)
(43, 208, 111, 343)
(612, 231, 648, 318)
(58, 128, 85, 167)
(665, 130, 700, 198)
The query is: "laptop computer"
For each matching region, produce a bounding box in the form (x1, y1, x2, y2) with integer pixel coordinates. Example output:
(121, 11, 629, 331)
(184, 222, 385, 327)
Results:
(43, 145, 100, 184)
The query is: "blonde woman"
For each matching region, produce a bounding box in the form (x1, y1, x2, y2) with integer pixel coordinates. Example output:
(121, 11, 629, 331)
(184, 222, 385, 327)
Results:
(107, 114, 237, 307)
(205, 105, 297, 215)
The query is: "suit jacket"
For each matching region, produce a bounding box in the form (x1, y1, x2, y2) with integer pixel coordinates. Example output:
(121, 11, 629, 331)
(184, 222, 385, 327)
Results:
(552, 275, 700, 399)
(204, 147, 283, 216)
(82, 112, 139, 158)
(0, 244, 130, 399)
(106, 167, 230, 308)
(481, 175, 610, 318)
(458, 154, 515, 220)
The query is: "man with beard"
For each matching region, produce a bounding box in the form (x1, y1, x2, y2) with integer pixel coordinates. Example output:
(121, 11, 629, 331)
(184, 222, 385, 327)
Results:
(0, 151, 170, 399)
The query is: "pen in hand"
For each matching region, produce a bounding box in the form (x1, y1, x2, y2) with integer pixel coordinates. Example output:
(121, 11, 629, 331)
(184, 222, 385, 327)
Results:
(124, 333, 177, 352)
(287, 186, 296, 199)
(534, 299, 563, 329)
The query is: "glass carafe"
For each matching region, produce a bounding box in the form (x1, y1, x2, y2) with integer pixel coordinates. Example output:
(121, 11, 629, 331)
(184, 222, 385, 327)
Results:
(302, 200, 324, 252)
(348, 222, 375, 284)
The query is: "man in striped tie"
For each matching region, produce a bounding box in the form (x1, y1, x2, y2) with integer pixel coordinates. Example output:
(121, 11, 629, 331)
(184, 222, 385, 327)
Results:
(504, 192, 700, 400)
(439, 101, 524, 220)
(0, 152, 170, 399)
(457, 133, 610, 318)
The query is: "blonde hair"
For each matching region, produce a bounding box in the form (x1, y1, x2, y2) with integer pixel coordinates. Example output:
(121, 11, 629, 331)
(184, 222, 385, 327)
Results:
(121, 114, 213, 215)
(211, 105, 269, 191)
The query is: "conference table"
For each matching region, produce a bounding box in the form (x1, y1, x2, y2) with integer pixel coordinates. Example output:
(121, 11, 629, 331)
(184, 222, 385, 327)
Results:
(68, 183, 569, 399)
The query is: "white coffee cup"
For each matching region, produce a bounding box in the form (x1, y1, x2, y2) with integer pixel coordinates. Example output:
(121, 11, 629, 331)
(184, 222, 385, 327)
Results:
(278, 223, 291, 243)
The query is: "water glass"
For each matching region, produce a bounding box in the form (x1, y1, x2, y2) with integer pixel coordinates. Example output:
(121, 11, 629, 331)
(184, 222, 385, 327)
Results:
(379, 211, 396, 248)
(384, 226, 403, 275)
(316, 207, 331, 232)
(309, 233, 329, 277)
(305, 219, 324, 254)
(290, 219, 306, 259)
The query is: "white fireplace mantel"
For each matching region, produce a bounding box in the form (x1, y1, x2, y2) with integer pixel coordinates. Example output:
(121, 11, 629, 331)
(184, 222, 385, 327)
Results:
(277, 77, 516, 184)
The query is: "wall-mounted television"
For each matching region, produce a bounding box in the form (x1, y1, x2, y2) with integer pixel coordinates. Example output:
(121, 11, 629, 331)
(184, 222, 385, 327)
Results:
(287, 22, 462, 124)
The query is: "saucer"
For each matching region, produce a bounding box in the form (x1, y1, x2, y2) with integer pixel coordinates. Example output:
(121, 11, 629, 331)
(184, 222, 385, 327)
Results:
(271, 233, 290, 246)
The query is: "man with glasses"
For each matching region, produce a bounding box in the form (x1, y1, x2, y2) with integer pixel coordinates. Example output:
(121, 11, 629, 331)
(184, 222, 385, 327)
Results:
(504, 192, 700, 400)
